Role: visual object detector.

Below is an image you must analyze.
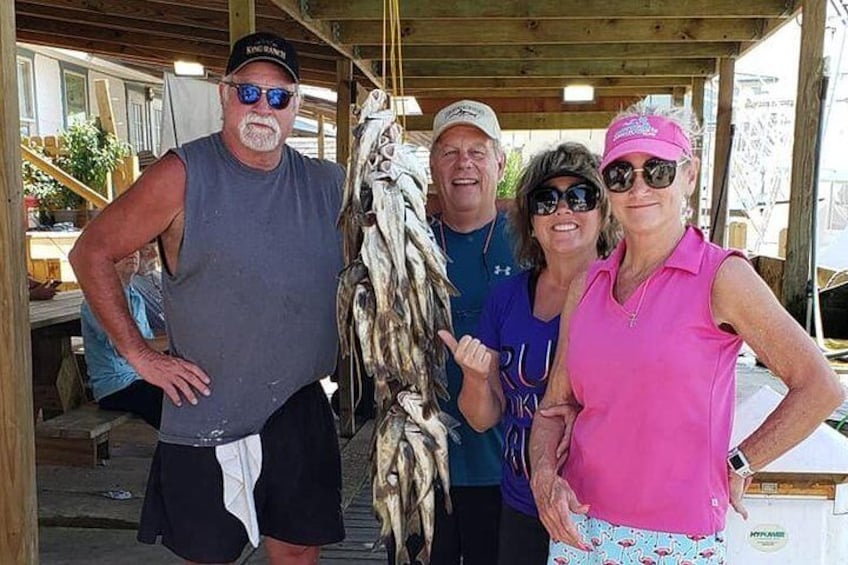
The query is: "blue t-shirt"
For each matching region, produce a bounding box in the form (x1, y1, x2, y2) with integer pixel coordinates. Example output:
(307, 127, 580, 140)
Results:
(131, 271, 166, 336)
(81, 286, 153, 401)
(476, 270, 559, 516)
(434, 212, 517, 487)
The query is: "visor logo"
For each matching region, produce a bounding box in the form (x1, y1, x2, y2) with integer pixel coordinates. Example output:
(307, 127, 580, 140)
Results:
(612, 116, 658, 141)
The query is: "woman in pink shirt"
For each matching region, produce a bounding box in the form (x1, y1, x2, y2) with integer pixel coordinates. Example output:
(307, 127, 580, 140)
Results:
(529, 103, 844, 564)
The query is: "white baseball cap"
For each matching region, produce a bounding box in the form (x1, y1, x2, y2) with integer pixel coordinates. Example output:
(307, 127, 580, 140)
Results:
(432, 100, 502, 144)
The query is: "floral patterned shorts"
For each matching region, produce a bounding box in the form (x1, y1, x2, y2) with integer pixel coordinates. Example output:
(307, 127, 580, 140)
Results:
(547, 513, 726, 564)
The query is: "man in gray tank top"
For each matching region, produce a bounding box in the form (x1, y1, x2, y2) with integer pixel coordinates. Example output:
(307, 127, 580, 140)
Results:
(70, 32, 344, 564)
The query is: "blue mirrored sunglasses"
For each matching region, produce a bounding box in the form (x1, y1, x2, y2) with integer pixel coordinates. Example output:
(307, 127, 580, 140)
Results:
(223, 81, 296, 110)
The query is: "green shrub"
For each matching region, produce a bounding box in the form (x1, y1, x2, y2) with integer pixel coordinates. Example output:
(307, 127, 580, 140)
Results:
(22, 118, 131, 211)
(55, 118, 130, 195)
(22, 145, 82, 210)
(497, 148, 524, 199)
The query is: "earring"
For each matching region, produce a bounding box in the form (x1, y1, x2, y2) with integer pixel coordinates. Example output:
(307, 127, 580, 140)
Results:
(682, 204, 693, 221)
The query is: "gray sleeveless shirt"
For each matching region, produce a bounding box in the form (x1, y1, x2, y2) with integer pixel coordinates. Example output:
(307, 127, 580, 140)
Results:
(160, 133, 343, 446)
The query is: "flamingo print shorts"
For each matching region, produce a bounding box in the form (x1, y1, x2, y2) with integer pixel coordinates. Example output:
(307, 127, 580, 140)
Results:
(547, 513, 726, 564)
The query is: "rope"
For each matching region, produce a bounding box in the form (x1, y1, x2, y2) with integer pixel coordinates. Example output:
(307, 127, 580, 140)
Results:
(382, 0, 407, 133)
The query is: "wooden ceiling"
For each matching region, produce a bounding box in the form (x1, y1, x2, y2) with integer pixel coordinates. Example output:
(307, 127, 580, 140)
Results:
(14, 0, 801, 130)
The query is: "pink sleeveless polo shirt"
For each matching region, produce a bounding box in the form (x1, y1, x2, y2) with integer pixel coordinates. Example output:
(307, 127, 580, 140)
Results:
(564, 226, 744, 535)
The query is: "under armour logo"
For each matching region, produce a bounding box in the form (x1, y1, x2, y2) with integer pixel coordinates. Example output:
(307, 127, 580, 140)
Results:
(493, 265, 512, 276)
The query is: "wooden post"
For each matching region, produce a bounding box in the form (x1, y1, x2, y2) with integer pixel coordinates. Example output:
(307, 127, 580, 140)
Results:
(336, 59, 356, 437)
(317, 113, 326, 160)
(728, 221, 748, 251)
(94, 79, 117, 136)
(690, 77, 706, 228)
(1, 2, 39, 562)
(779, 228, 788, 259)
(782, 0, 826, 323)
(336, 60, 353, 167)
(710, 57, 735, 246)
(228, 0, 255, 47)
(112, 155, 140, 196)
(672, 86, 686, 107)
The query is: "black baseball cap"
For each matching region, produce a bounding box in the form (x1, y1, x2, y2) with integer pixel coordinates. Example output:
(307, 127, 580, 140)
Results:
(225, 32, 300, 82)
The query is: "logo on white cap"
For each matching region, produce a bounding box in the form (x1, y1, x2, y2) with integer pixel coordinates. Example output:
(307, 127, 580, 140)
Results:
(445, 105, 481, 120)
(433, 99, 501, 143)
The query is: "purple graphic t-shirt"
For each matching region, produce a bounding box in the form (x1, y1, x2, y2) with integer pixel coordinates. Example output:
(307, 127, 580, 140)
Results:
(476, 270, 558, 517)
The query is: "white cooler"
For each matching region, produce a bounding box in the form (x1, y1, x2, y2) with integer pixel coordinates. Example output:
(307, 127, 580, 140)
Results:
(726, 386, 848, 564)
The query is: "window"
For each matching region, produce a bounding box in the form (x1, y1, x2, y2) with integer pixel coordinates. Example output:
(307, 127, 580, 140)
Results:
(17, 56, 36, 136)
(129, 99, 148, 152)
(150, 99, 162, 154)
(62, 69, 88, 126)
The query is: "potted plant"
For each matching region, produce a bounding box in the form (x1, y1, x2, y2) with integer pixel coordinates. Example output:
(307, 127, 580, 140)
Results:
(22, 118, 131, 227)
(21, 145, 84, 226)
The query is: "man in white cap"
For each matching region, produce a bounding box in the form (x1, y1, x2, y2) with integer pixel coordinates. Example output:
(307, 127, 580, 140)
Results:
(397, 100, 516, 564)
(71, 32, 344, 564)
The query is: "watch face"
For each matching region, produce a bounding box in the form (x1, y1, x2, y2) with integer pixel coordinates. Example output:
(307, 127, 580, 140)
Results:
(729, 452, 746, 470)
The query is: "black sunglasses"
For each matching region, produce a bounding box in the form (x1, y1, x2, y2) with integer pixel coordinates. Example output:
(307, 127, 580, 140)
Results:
(529, 183, 600, 216)
(602, 158, 689, 193)
(223, 81, 296, 110)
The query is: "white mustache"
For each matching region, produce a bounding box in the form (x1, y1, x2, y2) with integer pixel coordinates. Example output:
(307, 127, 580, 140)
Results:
(241, 113, 280, 133)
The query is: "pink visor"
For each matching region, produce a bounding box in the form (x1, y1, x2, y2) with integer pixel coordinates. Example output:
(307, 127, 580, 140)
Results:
(600, 114, 692, 171)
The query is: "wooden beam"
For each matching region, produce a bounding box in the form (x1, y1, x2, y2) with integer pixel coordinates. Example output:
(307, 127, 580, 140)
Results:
(228, 0, 256, 46)
(16, 31, 340, 88)
(400, 59, 717, 78)
(417, 96, 639, 114)
(21, 146, 111, 209)
(337, 18, 772, 45)
(94, 79, 117, 136)
(1, 0, 38, 561)
(411, 87, 675, 98)
(14, 17, 337, 71)
(13, 3, 320, 43)
(14, 29, 332, 64)
(782, 0, 826, 323)
(710, 57, 735, 246)
(690, 76, 706, 228)
(335, 58, 355, 437)
(146, 0, 306, 18)
(14, 0, 329, 43)
(307, 0, 798, 19)
(405, 111, 618, 131)
(94, 79, 117, 200)
(266, 0, 382, 88)
(404, 76, 696, 90)
(357, 42, 744, 61)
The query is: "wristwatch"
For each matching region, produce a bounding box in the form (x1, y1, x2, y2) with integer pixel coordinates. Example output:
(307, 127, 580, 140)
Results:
(727, 447, 755, 478)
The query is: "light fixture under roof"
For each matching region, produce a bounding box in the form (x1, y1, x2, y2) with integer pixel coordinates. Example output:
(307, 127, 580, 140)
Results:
(173, 60, 206, 77)
(390, 96, 423, 116)
(562, 85, 595, 103)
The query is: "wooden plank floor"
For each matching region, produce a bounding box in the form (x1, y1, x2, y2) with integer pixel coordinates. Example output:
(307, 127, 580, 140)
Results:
(321, 483, 386, 564)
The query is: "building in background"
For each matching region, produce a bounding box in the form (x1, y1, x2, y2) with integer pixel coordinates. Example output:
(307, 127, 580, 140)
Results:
(16, 43, 162, 154)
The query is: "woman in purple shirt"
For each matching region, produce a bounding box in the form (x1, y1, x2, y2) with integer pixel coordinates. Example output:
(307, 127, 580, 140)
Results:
(439, 142, 616, 565)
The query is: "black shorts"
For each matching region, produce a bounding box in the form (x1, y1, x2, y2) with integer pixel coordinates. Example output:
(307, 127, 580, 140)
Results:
(497, 502, 549, 565)
(98, 379, 163, 429)
(387, 483, 502, 565)
(138, 381, 344, 563)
